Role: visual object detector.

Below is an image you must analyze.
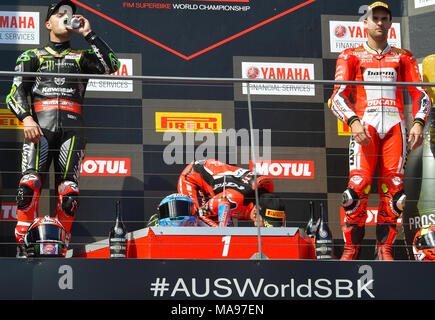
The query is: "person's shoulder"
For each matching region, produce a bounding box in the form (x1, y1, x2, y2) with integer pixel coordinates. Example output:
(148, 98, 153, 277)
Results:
(390, 46, 414, 57)
(390, 46, 418, 65)
(69, 49, 90, 58)
(16, 48, 40, 62)
(337, 46, 362, 60)
(71, 49, 89, 54)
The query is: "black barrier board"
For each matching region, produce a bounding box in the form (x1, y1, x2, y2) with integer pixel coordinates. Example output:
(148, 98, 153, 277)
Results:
(0, 258, 433, 301)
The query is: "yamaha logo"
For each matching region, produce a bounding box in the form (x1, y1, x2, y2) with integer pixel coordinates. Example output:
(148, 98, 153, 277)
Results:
(334, 25, 346, 38)
(246, 66, 259, 79)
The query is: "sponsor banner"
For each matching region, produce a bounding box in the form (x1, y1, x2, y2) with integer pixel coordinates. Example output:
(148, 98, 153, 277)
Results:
(337, 119, 351, 136)
(1, 203, 17, 221)
(1, 258, 434, 300)
(0, 11, 39, 45)
(340, 207, 402, 226)
(122, 1, 251, 12)
(80, 157, 131, 176)
(143, 100, 234, 146)
(241, 62, 315, 96)
(187, 0, 250, 2)
(329, 20, 401, 53)
(249, 160, 315, 179)
(0, 109, 22, 129)
(155, 112, 222, 133)
(415, 0, 435, 8)
(87, 58, 133, 92)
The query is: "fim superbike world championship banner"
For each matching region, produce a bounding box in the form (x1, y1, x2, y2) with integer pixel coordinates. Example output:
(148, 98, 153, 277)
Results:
(1, 259, 434, 301)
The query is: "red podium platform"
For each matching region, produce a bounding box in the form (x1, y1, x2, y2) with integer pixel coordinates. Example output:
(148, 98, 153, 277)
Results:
(67, 227, 316, 259)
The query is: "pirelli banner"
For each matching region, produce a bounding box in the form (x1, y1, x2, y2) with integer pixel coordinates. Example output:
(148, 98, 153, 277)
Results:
(0, 0, 434, 260)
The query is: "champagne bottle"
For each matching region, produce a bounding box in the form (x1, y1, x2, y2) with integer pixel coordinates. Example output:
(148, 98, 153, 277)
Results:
(109, 200, 127, 258)
(314, 202, 333, 260)
(305, 201, 316, 237)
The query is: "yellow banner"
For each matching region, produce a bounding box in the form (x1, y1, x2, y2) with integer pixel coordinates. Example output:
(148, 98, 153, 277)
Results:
(155, 112, 222, 133)
(337, 119, 351, 136)
(0, 109, 22, 129)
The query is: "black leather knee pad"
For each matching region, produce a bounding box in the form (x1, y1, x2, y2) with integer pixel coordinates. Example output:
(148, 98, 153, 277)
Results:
(342, 188, 360, 211)
(391, 189, 406, 216)
(16, 174, 41, 209)
(58, 181, 79, 217)
(62, 193, 79, 217)
(16, 184, 34, 209)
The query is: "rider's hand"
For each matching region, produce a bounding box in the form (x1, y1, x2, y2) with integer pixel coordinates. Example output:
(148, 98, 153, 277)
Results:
(350, 120, 371, 145)
(71, 15, 92, 37)
(408, 122, 424, 150)
(22, 116, 43, 144)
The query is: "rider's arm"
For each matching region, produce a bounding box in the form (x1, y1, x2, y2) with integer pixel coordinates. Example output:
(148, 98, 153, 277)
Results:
(401, 51, 431, 127)
(6, 49, 39, 121)
(81, 31, 120, 75)
(329, 49, 359, 127)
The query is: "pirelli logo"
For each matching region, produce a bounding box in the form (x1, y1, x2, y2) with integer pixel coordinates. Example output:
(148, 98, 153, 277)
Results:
(265, 209, 285, 219)
(155, 112, 222, 133)
(0, 109, 22, 129)
(337, 119, 351, 136)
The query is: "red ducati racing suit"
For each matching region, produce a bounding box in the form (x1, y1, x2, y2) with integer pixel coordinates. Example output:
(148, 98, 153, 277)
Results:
(330, 43, 431, 260)
(177, 159, 274, 226)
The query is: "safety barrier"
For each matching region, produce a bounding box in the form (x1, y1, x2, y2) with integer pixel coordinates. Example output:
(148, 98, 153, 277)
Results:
(0, 70, 434, 261)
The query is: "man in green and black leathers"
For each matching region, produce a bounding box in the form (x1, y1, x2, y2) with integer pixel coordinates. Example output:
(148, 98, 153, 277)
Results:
(6, 0, 120, 256)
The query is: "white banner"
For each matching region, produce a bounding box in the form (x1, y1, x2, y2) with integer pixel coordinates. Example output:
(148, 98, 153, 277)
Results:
(329, 20, 401, 53)
(0, 11, 39, 45)
(415, 0, 435, 8)
(87, 59, 133, 92)
(241, 62, 315, 96)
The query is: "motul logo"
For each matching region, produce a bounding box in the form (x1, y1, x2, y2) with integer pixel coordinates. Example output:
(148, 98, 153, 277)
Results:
(249, 160, 314, 179)
(340, 208, 402, 226)
(1, 203, 17, 221)
(80, 158, 131, 176)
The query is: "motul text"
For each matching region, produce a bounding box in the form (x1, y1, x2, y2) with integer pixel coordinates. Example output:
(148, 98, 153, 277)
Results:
(250, 160, 314, 179)
(1, 203, 17, 221)
(80, 158, 131, 176)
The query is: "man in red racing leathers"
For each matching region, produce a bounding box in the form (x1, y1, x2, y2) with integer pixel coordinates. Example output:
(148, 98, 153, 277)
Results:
(178, 159, 286, 227)
(329, 2, 431, 260)
(6, 0, 120, 256)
